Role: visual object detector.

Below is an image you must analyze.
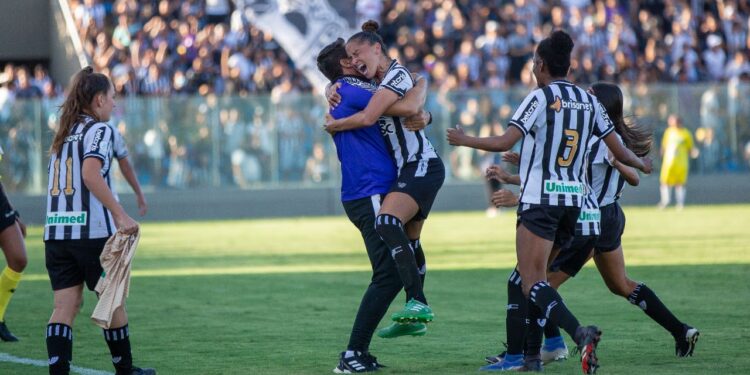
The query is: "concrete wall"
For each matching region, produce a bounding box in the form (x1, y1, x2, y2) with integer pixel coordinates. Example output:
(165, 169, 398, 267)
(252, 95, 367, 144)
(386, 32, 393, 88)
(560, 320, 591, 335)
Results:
(9, 174, 750, 225)
(0, 0, 50, 60)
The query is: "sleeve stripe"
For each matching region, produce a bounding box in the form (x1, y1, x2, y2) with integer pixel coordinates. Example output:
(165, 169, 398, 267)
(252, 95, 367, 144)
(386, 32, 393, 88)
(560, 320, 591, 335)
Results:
(380, 84, 406, 98)
(508, 121, 527, 136)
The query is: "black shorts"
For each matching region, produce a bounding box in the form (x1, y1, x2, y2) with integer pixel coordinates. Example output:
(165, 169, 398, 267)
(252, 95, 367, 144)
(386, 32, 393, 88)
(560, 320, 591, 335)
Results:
(517, 204, 581, 244)
(549, 235, 598, 277)
(390, 158, 445, 220)
(342, 195, 400, 283)
(0, 183, 18, 232)
(45, 238, 109, 291)
(594, 202, 626, 253)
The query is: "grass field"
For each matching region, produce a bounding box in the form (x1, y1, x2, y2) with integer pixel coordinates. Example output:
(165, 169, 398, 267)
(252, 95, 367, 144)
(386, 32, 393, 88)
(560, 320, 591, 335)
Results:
(0, 205, 749, 374)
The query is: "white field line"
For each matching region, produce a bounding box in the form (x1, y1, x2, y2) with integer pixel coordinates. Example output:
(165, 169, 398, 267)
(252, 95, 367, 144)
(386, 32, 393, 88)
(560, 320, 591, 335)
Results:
(0, 352, 111, 375)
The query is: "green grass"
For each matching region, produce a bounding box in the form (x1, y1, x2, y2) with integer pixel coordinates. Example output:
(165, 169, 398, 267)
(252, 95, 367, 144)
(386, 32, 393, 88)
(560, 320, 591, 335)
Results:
(1, 205, 749, 374)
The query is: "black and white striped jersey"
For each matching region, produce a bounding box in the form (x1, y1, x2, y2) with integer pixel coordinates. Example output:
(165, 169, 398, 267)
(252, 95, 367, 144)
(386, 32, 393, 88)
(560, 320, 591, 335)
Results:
(576, 180, 601, 237)
(377, 59, 437, 170)
(44, 115, 117, 241)
(510, 80, 614, 207)
(588, 133, 626, 207)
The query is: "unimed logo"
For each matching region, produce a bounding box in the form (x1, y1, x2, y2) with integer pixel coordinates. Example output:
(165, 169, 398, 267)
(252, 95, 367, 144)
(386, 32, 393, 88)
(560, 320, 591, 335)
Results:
(543, 180, 585, 196)
(578, 209, 601, 222)
(46, 211, 87, 226)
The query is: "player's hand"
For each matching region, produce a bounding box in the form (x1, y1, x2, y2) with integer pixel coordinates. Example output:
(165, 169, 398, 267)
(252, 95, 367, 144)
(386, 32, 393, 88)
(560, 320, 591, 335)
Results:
(502, 151, 520, 166)
(137, 194, 148, 216)
(15, 217, 26, 238)
(326, 82, 342, 108)
(640, 156, 653, 174)
(446, 125, 467, 146)
(491, 189, 519, 208)
(114, 212, 139, 235)
(404, 110, 429, 131)
(486, 164, 511, 183)
(324, 113, 337, 135)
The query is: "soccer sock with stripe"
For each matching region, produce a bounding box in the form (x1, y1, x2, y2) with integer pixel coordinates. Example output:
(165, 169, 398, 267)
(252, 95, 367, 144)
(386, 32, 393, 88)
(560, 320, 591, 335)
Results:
(505, 268, 528, 356)
(411, 238, 426, 285)
(103, 324, 133, 373)
(525, 302, 544, 357)
(0, 266, 21, 322)
(628, 283, 684, 337)
(375, 214, 426, 304)
(46, 323, 72, 375)
(544, 322, 562, 340)
(529, 281, 581, 342)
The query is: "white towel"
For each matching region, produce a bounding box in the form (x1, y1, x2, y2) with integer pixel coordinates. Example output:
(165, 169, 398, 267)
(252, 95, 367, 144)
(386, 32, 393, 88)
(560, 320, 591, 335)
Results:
(91, 229, 140, 328)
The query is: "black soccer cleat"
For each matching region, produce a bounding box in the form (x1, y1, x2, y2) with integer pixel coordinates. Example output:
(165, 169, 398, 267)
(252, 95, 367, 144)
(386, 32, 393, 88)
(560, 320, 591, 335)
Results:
(484, 342, 509, 364)
(675, 324, 700, 357)
(117, 367, 156, 375)
(333, 351, 379, 373)
(574, 325, 602, 374)
(0, 321, 18, 342)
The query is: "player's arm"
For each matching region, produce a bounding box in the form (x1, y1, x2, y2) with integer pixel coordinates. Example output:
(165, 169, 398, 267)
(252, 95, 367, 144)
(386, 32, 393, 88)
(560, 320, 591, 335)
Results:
(383, 75, 426, 118)
(486, 164, 521, 185)
(117, 157, 148, 216)
(491, 189, 520, 208)
(447, 125, 523, 152)
(325, 88, 400, 133)
(607, 150, 640, 186)
(603, 133, 651, 174)
(82, 158, 138, 234)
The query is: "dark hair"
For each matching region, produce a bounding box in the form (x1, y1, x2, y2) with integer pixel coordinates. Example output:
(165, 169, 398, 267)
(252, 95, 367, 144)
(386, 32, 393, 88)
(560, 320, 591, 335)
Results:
(316, 38, 348, 82)
(51, 66, 111, 154)
(536, 30, 574, 77)
(347, 20, 386, 51)
(590, 82, 653, 157)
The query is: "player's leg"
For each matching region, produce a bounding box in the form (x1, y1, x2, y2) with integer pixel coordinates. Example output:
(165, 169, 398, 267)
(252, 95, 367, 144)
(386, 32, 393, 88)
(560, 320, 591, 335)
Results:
(404, 219, 426, 293)
(593, 246, 698, 357)
(675, 184, 686, 209)
(658, 184, 671, 208)
(338, 196, 404, 373)
(0, 218, 26, 341)
(47, 284, 83, 375)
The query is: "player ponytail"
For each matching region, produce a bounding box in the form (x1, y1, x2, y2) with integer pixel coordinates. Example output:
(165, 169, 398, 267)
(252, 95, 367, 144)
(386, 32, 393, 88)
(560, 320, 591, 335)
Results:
(591, 82, 653, 157)
(536, 30, 574, 77)
(347, 20, 387, 52)
(51, 66, 111, 155)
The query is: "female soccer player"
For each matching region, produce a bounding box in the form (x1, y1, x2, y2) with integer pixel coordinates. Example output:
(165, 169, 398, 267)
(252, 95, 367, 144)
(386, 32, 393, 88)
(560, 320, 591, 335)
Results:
(658, 114, 695, 209)
(317, 38, 431, 373)
(541, 83, 699, 360)
(44, 67, 154, 375)
(447, 31, 652, 374)
(325, 21, 445, 324)
(0, 162, 26, 341)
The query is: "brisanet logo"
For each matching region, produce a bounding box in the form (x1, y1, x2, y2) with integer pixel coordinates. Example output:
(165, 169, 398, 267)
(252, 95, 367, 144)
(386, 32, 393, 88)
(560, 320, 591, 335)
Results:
(549, 96, 593, 112)
(46, 211, 87, 226)
(543, 180, 585, 196)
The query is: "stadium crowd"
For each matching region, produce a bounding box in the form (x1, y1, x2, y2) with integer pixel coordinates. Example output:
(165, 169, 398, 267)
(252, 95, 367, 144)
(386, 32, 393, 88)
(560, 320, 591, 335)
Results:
(2, 0, 750, 191)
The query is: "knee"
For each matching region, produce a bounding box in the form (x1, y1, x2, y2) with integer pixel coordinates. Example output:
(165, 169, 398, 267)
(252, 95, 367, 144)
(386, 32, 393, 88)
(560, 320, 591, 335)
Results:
(54, 296, 83, 318)
(605, 278, 634, 297)
(374, 214, 403, 237)
(7, 255, 27, 272)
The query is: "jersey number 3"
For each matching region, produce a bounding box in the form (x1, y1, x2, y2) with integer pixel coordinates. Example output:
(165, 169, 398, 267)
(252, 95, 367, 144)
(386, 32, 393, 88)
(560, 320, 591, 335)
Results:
(557, 129, 579, 167)
(50, 157, 76, 196)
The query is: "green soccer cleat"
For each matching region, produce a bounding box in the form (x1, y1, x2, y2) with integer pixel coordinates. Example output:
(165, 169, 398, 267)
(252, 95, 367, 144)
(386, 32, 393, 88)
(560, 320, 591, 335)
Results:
(377, 322, 427, 338)
(390, 299, 434, 323)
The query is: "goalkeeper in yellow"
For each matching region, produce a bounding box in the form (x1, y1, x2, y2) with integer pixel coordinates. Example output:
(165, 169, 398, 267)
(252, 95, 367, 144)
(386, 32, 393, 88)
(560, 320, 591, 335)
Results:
(658, 115, 696, 209)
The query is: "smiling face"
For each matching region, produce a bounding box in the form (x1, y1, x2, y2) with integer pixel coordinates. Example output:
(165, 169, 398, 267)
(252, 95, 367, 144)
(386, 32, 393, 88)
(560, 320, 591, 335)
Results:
(346, 39, 380, 80)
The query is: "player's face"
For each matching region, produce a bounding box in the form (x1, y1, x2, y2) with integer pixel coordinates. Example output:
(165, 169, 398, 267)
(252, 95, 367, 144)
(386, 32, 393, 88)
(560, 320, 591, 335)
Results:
(96, 84, 116, 122)
(532, 53, 544, 88)
(346, 40, 378, 80)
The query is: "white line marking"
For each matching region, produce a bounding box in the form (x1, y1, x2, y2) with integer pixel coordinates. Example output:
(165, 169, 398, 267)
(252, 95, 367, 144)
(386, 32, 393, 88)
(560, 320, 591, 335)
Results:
(0, 352, 112, 375)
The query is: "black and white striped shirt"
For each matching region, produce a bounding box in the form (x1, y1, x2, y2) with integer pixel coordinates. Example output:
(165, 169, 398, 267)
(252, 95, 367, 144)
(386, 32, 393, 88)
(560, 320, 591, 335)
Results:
(44, 116, 117, 240)
(510, 80, 614, 207)
(588, 133, 626, 207)
(377, 60, 438, 170)
(576, 188, 601, 237)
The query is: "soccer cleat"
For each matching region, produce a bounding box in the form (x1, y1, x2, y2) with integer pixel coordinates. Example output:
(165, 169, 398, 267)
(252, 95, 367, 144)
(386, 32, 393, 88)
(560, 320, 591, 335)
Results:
(541, 337, 568, 363)
(574, 326, 602, 374)
(390, 299, 434, 323)
(117, 367, 156, 375)
(522, 358, 544, 372)
(484, 343, 509, 364)
(377, 322, 427, 338)
(675, 325, 700, 357)
(333, 351, 377, 373)
(479, 354, 525, 371)
(0, 321, 18, 342)
(361, 352, 386, 369)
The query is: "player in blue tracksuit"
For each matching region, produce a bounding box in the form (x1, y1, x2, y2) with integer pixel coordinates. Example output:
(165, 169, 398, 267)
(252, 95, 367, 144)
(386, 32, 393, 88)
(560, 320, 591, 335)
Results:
(316, 38, 430, 373)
